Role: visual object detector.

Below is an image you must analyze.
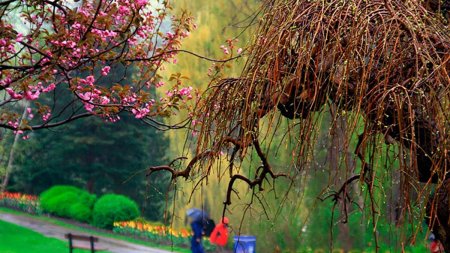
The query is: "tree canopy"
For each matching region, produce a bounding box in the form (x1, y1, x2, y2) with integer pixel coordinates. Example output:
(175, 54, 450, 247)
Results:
(148, 0, 450, 250)
(0, 0, 194, 135)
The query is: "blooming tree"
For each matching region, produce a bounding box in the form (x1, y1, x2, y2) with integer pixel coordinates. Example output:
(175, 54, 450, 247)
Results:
(0, 0, 195, 134)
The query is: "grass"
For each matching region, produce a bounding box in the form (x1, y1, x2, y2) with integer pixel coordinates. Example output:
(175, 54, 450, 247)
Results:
(0, 207, 190, 253)
(0, 219, 98, 253)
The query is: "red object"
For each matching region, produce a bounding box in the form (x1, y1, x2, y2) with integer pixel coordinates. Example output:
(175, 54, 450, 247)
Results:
(209, 218, 229, 247)
(430, 241, 444, 253)
(222, 217, 229, 224)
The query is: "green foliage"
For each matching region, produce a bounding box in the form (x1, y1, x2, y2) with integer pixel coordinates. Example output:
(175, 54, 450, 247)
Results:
(40, 185, 79, 213)
(0, 219, 98, 253)
(69, 203, 93, 223)
(93, 194, 140, 229)
(40, 185, 96, 222)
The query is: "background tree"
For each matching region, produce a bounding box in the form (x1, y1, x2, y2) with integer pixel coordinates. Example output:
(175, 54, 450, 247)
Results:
(8, 114, 170, 220)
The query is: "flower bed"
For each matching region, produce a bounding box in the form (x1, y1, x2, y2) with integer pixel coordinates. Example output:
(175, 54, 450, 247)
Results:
(0, 192, 41, 214)
(113, 220, 216, 250)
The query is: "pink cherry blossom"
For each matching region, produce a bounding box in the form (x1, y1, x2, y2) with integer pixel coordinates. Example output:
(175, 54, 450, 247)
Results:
(43, 83, 56, 92)
(79, 92, 93, 101)
(86, 75, 95, 84)
(220, 45, 229, 55)
(84, 102, 95, 112)
(99, 96, 110, 105)
(6, 88, 23, 99)
(118, 6, 130, 15)
(8, 120, 19, 128)
(131, 107, 150, 119)
(136, 0, 147, 7)
(179, 87, 193, 97)
(16, 33, 23, 42)
(42, 112, 51, 121)
(24, 90, 40, 100)
(101, 66, 111, 76)
(155, 81, 165, 88)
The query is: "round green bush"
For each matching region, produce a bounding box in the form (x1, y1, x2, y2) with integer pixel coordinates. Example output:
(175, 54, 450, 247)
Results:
(39, 185, 96, 222)
(69, 203, 92, 223)
(92, 194, 140, 229)
(49, 191, 79, 217)
(40, 185, 80, 213)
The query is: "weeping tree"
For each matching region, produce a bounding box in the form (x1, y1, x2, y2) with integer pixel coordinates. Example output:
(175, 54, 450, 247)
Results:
(148, 0, 450, 251)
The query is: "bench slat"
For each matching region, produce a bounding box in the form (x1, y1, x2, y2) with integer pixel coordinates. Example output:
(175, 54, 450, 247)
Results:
(65, 233, 99, 242)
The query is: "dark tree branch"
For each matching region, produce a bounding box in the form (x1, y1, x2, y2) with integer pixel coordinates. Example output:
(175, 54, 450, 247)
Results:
(126, 49, 242, 63)
(43, 0, 67, 15)
(81, 0, 102, 41)
(0, 112, 92, 131)
(0, 0, 16, 6)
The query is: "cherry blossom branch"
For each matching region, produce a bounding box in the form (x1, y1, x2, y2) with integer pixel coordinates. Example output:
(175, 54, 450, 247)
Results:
(43, 0, 67, 15)
(0, 0, 15, 7)
(0, 0, 195, 133)
(0, 112, 92, 131)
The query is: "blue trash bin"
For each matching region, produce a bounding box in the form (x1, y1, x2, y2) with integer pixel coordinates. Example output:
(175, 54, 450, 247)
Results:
(233, 235, 256, 253)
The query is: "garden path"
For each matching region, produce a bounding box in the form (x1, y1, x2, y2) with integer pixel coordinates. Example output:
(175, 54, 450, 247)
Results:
(0, 211, 176, 253)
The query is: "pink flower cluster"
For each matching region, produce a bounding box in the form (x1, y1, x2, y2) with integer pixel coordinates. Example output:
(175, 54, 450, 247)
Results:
(166, 87, 193, 99)
(101, 66, 111, 76)
(5, 82, 56, 101)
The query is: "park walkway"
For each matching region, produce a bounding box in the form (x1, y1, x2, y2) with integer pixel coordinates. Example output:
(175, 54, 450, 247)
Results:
(0, 211, 175, 253)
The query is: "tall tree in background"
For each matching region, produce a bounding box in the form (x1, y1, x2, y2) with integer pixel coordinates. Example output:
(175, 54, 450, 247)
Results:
(10, 114, 170, 220)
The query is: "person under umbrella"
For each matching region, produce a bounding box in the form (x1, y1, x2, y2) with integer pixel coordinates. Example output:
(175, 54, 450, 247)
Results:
(187, 208, 208, 253)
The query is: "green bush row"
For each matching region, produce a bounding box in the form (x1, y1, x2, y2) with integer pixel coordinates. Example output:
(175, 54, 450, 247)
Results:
(39, 185, 139, 229)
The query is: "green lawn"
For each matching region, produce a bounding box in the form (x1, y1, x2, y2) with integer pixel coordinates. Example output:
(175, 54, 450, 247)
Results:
(0, 207, 190, 253)
(0, 219, 96, 253)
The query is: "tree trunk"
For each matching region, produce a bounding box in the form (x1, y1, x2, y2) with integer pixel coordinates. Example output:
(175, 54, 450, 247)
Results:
(86, 178, 95, 193)
(328, 108, 354, 251)
(1, 105, 28, 192)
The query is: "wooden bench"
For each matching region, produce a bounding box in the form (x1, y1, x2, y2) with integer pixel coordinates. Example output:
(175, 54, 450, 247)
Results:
(64, 233, 101, 253)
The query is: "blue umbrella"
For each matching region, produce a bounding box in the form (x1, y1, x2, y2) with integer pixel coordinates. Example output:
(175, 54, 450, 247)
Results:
(187, 208, 208, 222)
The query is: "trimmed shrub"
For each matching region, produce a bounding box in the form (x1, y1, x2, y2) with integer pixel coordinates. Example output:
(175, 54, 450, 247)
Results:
(93, 194, 140, 229)
(39, 185, 96, 222)
(69, 203, 92, 223)
(40, 185, 79, 211)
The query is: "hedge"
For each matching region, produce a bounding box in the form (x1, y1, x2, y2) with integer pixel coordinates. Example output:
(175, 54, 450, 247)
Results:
(39, 185, 96, 223)
(92, 194, 139, 229)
